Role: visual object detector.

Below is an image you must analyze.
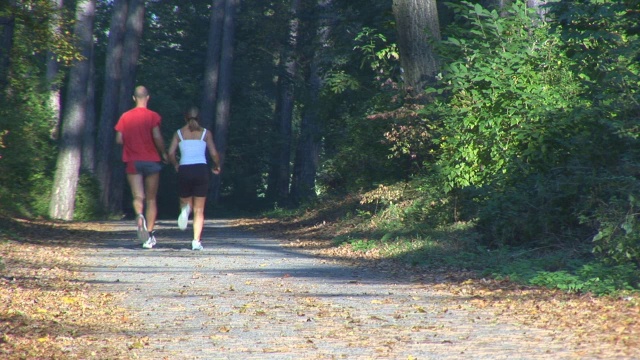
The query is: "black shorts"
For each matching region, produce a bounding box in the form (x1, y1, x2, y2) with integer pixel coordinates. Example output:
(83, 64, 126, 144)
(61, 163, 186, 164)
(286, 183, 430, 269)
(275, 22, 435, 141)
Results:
(178, 164, 210, 198)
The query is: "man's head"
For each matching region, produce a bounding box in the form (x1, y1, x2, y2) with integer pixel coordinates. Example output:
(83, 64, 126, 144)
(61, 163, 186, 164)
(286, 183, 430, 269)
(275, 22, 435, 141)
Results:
(133, 86, 149, 107)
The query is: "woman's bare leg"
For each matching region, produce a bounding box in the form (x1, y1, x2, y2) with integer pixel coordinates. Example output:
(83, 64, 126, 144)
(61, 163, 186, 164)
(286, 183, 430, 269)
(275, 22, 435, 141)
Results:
(179, 197, 193, 213)
(192, 196, 207, 241)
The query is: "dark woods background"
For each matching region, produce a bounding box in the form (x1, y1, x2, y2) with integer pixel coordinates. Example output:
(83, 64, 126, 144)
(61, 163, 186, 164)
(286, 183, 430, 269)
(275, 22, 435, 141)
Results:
(1, 0, 640, 276)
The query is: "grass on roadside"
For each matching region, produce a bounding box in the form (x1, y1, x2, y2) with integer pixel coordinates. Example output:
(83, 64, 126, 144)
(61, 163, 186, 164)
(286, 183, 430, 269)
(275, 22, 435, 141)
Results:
(263, 193, 640, 297)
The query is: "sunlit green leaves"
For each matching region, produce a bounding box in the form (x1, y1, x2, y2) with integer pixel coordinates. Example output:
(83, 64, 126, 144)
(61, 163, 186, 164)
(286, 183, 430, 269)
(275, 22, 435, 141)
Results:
(435, 1, 586, 191)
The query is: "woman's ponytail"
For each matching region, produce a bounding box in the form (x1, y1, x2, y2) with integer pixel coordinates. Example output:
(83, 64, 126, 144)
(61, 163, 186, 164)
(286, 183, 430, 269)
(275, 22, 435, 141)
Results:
(185, 106, 202, 132)
(187, 118, 201, 132)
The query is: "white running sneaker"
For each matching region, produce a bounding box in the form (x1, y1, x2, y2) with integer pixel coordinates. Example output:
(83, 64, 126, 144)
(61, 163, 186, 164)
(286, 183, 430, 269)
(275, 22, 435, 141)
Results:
(136, 214, 149, 243)
(178, 204, 191, 230)
(191, 239, 203, 251)
(142, 234, 157, 249)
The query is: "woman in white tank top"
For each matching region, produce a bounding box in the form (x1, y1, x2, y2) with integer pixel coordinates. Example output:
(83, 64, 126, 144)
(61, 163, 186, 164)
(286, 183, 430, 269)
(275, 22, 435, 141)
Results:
(167, 107, 221, 250)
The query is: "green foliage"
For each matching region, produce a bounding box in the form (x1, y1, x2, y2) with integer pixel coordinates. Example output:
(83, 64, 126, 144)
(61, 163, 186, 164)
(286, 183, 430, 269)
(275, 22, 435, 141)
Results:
(590, 192, 640, 265)
(0, 0, 80, 218)
(353, 27, 400, 76)
(349, 238, 378, 252)
(28, 173, 53, 217)
(73, 172, 104, 221)
(323, 70, 360, 94)
(530, 262, 639, 296)
(545, 0, 640, 264)
(435, 1, 587, 191)
(29, 171, 103, 220)
(0, 80, 57, 217)
(402, 1, 640, 264)
(359, 176, 458, 228)
(11, 1, 79, 65)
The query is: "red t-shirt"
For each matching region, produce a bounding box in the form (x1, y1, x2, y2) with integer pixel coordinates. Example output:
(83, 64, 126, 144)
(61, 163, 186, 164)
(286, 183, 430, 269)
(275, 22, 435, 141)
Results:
(115, 107, 162, 162)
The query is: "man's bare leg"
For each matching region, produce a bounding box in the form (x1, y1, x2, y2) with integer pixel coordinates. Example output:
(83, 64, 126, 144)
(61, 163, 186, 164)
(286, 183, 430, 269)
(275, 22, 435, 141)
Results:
(127, 173, 145, 218)
(144, 172, 160, 232)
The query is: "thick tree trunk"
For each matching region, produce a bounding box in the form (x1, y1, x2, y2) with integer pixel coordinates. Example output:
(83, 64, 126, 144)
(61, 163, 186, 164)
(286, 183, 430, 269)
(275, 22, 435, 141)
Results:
(108, 0, 145, 214)
(290, 59, 321, 204)
(266, 0, 300, 205)
(210, 0, 239, 203)
(46, 0, 64, 140)
(392, 0, 440, 92)
(200, 0, 225, 130)
(0, 0, 16, 93)
(82, 42, 96, 173)
(481, 0, 512, 10)
(96, 0, 128, 213)
(49, 0, 96, 220)
(290, 0, 333, 204)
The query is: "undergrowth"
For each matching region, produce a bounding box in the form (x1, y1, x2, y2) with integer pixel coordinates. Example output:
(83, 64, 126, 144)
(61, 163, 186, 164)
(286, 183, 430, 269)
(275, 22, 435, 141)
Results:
(279, 191, 640, 297)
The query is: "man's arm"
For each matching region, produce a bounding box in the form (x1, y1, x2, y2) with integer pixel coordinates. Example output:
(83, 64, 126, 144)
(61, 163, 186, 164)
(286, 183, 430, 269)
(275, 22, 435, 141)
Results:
(152, 126, 168, 163)
(115, 131, 123, 145)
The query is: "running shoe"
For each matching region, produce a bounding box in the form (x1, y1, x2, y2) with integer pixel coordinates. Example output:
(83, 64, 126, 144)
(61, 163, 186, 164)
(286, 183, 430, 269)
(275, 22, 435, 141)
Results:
(142, 236, 156, 249)
(191, 239, 203, 251)
(136, 214, 149, 244)
(178, 204, 191, 230)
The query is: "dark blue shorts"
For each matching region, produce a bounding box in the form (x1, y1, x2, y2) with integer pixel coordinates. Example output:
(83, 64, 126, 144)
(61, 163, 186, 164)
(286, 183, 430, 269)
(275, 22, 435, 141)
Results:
(178, 164, 210, 198)
(126, 161, 162, 175)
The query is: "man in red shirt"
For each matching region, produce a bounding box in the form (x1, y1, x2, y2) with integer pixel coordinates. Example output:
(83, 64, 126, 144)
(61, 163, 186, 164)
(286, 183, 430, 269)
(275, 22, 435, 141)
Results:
(115, 86, 168, 249)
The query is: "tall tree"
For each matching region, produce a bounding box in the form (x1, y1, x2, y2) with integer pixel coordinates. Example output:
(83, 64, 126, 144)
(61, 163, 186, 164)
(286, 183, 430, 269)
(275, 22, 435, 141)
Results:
(45, 0, 64, 140)
(49, 0, 96, 220)
(82, 41, 96, 172)
(108, 0, 145, 214)
(392, 0, 440, 92)
(200, 0, 225, 130)
(96, 0, 128, 212)
(0, 0, 16, 93)
(290, 0, 333, 204)
(210, 0, 239, 202)
(266, 0, 301, 204)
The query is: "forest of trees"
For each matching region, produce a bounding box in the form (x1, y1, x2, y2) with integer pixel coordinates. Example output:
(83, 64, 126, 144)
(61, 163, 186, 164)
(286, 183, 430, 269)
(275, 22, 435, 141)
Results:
(1, 0, 639, 271)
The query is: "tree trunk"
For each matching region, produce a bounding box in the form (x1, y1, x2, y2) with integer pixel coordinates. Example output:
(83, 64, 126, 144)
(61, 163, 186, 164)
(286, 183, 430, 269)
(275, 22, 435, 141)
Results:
(200, 0, 225, 130)
(46, 0, 64, 140)
(481, 0, 512, 10)
(108, 0, 145, 214)
(527, 0, 549, 19)
(290, 60, 321, 204)
(96, 0, 128, 213)
(0, 0, 16, 93)
(210, 0, 239, 203)
(266, 0, 300, 205)
(290, 0, 333, 204)
(82, 41, 96, 173)
(49, 0, 96, 220)
(392, 0, 440, 92)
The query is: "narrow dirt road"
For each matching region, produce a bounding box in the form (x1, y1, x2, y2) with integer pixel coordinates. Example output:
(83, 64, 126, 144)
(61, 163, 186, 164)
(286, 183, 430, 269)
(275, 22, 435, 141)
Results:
(80, 219, 627, 359)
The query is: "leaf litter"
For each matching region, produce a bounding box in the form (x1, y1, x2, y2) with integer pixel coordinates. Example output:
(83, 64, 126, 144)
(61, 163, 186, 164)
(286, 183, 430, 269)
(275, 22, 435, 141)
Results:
(1, 214, 639, 359)
(0, 216, 139, 359)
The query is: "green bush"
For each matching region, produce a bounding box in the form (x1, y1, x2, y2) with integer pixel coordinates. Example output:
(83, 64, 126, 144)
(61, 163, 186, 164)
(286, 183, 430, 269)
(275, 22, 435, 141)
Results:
(530, 262, 639, 296)
(28, 171, 103, 220)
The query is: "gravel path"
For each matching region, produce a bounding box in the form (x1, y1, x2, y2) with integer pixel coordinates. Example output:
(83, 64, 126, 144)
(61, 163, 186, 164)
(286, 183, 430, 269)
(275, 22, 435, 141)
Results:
(81, 219, 615, 360)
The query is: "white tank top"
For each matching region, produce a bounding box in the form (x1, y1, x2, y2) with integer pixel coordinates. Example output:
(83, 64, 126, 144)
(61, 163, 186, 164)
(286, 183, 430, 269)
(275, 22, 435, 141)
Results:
(178, 129, 207, 165)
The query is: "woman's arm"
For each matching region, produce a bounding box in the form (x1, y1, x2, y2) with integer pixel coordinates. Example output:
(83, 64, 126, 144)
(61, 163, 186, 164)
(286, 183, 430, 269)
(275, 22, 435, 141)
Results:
(205, 130, 221, 174)
(167, 132, 180, 171)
